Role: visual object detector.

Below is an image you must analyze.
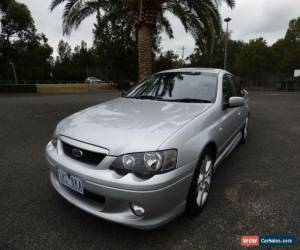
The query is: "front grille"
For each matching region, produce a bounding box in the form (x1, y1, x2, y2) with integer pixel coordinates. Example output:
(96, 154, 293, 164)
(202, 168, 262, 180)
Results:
(62, 141, 106, 166)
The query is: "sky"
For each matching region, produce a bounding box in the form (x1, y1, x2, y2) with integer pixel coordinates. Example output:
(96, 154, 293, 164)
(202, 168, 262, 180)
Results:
(18, 0, 300, 58)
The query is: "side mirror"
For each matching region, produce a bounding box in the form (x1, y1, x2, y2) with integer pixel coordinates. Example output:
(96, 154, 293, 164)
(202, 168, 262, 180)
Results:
(228, 97, 245, 108)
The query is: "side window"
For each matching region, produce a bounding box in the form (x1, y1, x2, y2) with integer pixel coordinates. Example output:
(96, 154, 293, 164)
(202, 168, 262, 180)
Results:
(227, 75, 238, 97)
(231, 76, 242, 96)
(223, 75, 233, 102)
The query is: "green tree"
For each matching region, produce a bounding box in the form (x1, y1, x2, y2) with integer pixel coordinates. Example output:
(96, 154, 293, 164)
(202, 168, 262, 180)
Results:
(73, 41, 93, 74)
(271, 38, 288, 73)
(12, 34, 53, 82)
(0, 0, 35, 43)
(122, 0, 235, 80)
(93, 6, 138, 81)
(281, 45, 300, 74)
(53, 40, 73, 81)
(0, 0, 12, 13)
(154, 50, 183, 72)
(271, 17, 300, 74)
(234, 38, 274, 84)
(71, 41, 98, 80)
(53, 40, 100, 81)
(50, 0, 235, 80)
(285, 18, 300, 45)
(0, 0, 53, 82)
(57, 40, 72, 63)
(189, 32, 245, 72)
(282, 18, 300, 73)
(50, 0, 111, 34)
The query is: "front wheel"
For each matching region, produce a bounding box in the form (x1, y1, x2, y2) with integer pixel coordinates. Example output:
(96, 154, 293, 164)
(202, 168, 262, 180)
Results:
(186, 148, 213, 214)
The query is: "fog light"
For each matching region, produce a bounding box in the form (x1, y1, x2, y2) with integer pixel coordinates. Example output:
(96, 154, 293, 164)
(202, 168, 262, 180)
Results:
(130, 203, 145, 217)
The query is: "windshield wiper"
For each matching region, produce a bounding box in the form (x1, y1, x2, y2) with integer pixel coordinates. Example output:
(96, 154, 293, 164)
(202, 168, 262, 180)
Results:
(165, 98, 212, 103)
(133, 96, 163, 100)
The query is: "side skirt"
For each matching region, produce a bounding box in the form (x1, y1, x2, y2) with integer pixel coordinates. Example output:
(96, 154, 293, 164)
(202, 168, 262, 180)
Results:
(213, 132, 242, 170)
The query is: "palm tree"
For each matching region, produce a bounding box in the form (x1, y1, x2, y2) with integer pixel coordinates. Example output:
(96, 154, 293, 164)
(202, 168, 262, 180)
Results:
(125, 0, 236, 80)
(50, 0, 112, 34)
(50, 0, 235, 80)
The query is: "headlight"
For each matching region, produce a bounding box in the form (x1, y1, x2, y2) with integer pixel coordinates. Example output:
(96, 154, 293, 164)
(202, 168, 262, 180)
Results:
(144, 152, 163, 171)
(111, 150, 177, 178)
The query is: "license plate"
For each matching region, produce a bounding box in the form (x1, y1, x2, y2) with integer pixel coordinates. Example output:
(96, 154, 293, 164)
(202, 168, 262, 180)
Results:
(58, 169, 84, 194)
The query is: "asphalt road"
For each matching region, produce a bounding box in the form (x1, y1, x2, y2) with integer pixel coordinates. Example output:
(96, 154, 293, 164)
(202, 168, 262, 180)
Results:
(0, 91, 299, 249)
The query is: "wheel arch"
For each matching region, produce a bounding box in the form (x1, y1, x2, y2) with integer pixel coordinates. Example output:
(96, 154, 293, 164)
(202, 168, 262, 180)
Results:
(202, 141, 217, 163)
(186, 140, 216, 214)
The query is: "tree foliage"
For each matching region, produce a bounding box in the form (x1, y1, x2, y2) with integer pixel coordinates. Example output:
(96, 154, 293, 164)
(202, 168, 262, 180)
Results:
(233, 38, 274, 78)
(93, 5, 138, 81)
(154, 50, 183, 72)
(50, 0, 235, 47)
(0, 0, 53, 82)
(52, 40, 98, 81)
(50, 0, 235, 78)
(1, 0, 300, 85)
(188, 17, 300, 82)
(285, 18, 300, 44)
(189, 33, 245, 71)
(0, 0, 35, 42)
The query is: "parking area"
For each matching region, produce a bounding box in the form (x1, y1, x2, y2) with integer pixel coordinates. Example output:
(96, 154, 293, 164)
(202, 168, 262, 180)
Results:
(0, 91, 299, 249)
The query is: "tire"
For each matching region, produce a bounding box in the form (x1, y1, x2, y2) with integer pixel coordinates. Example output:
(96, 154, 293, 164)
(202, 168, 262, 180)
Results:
(186, 148, 214, 215)
(240, 116, 249, 144)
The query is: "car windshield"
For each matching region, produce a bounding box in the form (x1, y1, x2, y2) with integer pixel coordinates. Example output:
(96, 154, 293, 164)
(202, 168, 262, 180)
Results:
(124, 72, 218, 103)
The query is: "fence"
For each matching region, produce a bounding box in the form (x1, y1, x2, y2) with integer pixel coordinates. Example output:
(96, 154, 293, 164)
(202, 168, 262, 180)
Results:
(0, 83, 116, 94)
(236, 73, 300, 91)
(0, 80, 89, 85)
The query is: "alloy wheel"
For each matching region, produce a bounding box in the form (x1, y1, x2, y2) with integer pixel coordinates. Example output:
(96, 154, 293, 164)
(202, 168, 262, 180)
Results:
(196, 155, 213, 207)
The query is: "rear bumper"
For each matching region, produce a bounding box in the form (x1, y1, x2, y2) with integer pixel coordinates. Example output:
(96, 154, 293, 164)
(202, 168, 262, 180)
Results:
(45, 140, 195, 229)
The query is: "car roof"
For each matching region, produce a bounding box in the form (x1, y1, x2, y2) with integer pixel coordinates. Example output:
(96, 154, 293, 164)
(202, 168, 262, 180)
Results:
(156, 68, 227, 75)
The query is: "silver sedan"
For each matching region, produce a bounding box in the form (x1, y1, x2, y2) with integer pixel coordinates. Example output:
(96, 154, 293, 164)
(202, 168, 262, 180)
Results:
(45, 68, 249, 229)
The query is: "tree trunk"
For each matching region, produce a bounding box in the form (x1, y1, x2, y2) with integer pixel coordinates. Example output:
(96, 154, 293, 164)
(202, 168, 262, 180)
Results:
(138, 23, 153, 81)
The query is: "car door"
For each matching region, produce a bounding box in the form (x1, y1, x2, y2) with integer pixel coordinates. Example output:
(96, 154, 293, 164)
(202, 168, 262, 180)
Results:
(233, 75, 249, 122)
(230, 75, 248, 127)
(218, 74, 242, 153)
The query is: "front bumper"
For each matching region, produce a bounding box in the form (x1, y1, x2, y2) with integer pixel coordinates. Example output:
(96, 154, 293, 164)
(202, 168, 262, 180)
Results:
(45, 139, 195, 229)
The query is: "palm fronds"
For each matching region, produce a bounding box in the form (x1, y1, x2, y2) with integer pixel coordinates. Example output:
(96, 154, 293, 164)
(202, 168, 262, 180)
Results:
(50, 0, 235, 53)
